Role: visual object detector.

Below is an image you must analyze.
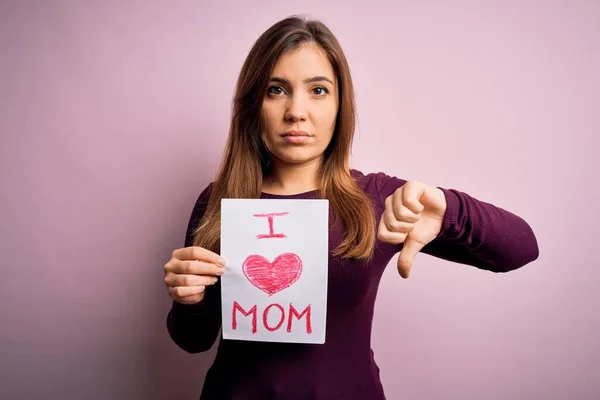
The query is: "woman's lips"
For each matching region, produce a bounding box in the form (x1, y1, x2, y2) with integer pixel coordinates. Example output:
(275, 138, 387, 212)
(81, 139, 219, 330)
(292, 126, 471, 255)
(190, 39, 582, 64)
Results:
(281, 130, 312, 144)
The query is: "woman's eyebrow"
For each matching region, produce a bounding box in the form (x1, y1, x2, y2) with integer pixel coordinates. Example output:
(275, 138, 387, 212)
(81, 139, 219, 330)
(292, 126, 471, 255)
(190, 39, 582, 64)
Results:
(269, 76, 334, 85)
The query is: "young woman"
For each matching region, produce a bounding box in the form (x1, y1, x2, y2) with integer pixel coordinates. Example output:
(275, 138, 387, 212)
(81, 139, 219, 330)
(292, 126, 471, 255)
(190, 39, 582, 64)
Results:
(164, 16, 539, 400)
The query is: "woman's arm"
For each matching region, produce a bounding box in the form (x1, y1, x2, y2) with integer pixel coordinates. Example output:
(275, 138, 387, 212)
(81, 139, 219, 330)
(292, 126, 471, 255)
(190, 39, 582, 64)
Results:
(422, 187, 540, 272)
(166, 184, 222, 353)
(167, 282, 222, 353)
(374, 172, 539, 273)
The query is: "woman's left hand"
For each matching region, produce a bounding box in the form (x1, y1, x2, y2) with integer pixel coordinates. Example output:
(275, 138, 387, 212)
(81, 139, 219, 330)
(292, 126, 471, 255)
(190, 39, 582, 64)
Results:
(377, 181, 448, 278)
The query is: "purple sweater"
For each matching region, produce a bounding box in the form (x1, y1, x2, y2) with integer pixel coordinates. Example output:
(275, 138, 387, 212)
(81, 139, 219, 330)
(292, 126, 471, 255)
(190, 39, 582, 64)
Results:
(167, 170, 539, 399)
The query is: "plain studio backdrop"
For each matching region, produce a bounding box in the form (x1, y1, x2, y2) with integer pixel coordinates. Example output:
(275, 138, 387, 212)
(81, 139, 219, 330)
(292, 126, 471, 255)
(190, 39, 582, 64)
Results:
(1, 1, 598, 399)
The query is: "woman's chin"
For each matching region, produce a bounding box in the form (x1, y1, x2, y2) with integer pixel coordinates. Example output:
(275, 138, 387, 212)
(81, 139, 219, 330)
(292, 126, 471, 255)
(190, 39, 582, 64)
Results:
(272, 150, 323, 165)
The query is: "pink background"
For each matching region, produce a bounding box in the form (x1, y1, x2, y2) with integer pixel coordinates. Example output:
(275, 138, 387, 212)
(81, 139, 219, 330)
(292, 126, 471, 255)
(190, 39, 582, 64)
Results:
(1, 1, 598, 399)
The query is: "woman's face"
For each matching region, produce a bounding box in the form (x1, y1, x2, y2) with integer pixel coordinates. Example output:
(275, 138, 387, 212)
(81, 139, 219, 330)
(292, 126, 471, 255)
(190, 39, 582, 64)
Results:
(260, 43, 339, 167)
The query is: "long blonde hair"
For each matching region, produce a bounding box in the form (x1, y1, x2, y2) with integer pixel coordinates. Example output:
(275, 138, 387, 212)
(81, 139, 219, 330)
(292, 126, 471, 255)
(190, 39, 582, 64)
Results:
(193, 16, 376, 261)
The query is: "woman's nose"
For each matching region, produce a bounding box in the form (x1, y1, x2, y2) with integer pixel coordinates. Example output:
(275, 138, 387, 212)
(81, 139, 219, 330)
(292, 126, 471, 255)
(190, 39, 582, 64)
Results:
(284, 95, 307, 121)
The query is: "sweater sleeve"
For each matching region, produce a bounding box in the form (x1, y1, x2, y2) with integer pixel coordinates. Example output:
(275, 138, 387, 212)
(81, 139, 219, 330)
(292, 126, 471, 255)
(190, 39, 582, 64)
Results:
(166, 183, 223, 353)
(373, 172, 540, 273)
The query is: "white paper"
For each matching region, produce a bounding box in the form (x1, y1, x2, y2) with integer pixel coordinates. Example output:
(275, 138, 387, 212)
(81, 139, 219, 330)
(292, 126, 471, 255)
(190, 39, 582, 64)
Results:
(220, 199, 329, 344)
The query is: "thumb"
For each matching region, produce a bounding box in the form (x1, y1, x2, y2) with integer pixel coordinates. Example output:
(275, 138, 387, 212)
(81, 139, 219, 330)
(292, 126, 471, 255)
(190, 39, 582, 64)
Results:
(397, 238, 425, 279)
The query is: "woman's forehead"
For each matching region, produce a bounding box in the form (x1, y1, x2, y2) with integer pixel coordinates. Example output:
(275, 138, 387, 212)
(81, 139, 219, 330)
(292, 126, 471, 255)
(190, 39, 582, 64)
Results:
(271, 44, 335, 84)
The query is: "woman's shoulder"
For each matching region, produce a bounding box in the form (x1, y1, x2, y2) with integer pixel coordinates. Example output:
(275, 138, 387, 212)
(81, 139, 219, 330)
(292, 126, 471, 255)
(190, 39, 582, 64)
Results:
(196, 181, 214, 203)
(350, 169, 408, 201)
(193, 172, 409, 205)
(187, 182, 215, 222)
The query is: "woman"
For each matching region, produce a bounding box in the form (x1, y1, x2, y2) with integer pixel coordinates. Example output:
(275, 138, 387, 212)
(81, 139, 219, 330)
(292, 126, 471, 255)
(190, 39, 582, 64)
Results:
(164, 16, 539, 399)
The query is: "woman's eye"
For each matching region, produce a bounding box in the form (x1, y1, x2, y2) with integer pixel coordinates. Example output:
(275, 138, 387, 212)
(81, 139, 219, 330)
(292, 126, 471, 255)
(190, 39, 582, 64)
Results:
(267, 86, 285, 96)
(312, 86, 329, 96)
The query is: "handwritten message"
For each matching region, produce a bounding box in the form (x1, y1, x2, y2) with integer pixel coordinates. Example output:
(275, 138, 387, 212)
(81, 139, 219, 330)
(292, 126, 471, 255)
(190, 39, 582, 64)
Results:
(220, 199, 329, 344)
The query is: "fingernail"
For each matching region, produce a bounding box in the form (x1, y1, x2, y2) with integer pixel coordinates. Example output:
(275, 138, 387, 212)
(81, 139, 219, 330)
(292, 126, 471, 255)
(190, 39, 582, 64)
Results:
(217, 257, 226, 267)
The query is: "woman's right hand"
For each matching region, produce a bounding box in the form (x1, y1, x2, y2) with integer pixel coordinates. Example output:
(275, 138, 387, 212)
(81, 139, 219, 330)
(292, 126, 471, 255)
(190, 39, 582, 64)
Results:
(164, 246, 226, 305)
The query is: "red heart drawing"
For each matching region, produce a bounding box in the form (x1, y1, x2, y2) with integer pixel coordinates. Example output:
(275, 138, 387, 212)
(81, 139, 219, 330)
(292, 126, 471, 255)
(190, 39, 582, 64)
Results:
(242, 253, 303, 296)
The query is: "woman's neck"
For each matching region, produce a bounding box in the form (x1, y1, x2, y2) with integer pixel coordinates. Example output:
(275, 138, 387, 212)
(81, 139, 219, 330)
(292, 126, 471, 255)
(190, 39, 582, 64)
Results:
(262, 159, 320, 195)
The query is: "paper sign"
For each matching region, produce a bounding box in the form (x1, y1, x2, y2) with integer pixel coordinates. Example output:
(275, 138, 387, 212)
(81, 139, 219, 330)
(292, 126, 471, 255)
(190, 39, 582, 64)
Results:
(220, 199, 329, 344)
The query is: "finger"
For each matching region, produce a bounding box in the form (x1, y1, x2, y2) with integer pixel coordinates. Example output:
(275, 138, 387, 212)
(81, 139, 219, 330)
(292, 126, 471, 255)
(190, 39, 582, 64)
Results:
(391, 192, 421, 224)
(377, 217, 407, 244)
(165, 273, 219, 288)
(175, 293, 204, 305)
(169, 285, 205, 299)
(383, 195, 396, 226)
(387, 188, 421, 225)
(172, 246, 226, 267)
(384, 196, 415, 232)
(166, 259, 225, 276)
(397, 238, 425, 278)
(401, 182, 426, 214)
(384, 218, 414, 234)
